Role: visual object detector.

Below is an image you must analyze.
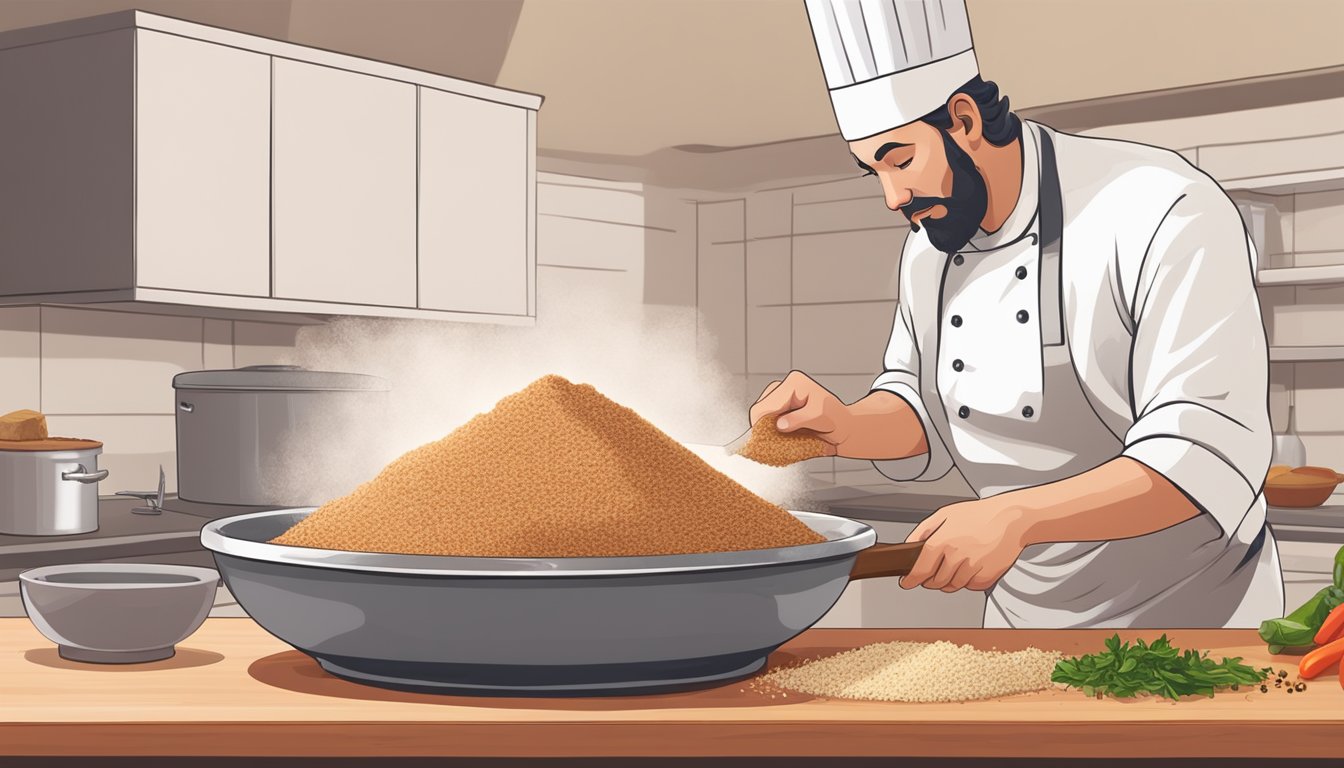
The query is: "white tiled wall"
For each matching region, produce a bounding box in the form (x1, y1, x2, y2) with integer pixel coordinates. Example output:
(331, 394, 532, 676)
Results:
(0, 306, 305, 494)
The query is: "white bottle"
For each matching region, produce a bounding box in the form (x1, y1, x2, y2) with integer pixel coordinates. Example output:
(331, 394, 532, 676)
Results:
(1272, 403, 1306, 468)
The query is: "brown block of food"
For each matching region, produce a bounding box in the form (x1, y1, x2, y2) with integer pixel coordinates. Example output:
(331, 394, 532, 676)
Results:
(737, 415, 831, 467)
(0, 409, 48, 441)
(270, 375, 824, 557)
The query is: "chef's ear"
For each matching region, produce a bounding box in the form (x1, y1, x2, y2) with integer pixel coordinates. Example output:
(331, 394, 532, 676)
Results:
(946, 92, 983, 143)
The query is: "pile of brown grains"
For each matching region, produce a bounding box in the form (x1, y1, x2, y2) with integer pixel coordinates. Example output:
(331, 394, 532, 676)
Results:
(270, 375, 825, 557)
(759, 641, 1064, 703)
(738, 416, 831, 467)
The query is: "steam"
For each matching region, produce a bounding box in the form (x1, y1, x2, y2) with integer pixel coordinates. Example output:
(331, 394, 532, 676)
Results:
(259, 283, 818, 510)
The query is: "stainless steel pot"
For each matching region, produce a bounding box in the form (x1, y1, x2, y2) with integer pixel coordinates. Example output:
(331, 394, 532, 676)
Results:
(0, 440, 107, 536)
(173, 365, 389, 507)
(201, 508, 922, 695)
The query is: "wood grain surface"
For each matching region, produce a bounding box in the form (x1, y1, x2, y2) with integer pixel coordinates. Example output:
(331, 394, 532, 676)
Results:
(2, 618, 1340, 758)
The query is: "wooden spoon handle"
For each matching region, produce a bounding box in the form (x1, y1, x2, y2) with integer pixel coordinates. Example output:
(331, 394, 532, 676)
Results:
(849, 541, 924, 581)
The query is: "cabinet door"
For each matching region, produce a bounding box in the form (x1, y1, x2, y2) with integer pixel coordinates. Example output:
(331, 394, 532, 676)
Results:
(136, 31, 271, 297)
(419, 88, 530, 315)
(272, 60, 416, 307)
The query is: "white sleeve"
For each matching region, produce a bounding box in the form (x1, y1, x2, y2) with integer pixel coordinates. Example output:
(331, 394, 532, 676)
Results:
(1120, 186, 1272, 539)
(870, 297, 955, 482)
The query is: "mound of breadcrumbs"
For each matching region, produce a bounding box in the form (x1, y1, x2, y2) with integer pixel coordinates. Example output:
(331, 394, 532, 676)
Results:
(738, 415, 831, 467)
(759, 641, 1063, 703)
(270, 375, 825, 557)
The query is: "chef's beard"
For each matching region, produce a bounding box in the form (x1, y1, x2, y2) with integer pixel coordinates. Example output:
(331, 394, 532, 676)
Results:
(901, 129, 989, 255)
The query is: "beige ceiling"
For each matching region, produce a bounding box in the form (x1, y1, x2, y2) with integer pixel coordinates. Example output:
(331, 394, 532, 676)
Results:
(2, 0, 1342, 157)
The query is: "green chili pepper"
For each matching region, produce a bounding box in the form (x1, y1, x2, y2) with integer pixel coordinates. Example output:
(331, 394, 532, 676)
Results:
(1334, 545, 1344, 590)
(1260, 587, 1335, 648)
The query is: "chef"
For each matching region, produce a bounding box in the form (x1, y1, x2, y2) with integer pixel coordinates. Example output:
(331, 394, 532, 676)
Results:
(751, 0, 1285, 628)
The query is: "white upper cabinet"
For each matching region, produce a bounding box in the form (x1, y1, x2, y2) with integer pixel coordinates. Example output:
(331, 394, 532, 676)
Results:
(272, 60, 417, 308)
(419, 88, 532, 316)
(0, 11, 541, 324)
(136, 31, 271, 298)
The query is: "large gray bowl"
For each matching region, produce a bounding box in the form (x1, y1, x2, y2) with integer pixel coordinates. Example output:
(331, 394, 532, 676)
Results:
(200, 508, 876, 695)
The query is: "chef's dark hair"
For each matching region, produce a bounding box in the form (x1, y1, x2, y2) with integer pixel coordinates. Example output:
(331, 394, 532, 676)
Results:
(919, 76, 1021, 147)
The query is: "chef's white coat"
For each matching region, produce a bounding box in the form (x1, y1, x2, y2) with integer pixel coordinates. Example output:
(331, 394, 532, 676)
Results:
(872, 120, 1285, 629)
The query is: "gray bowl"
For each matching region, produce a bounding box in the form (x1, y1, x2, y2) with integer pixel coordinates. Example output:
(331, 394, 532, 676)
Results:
(201, 508, 875, 695)
(20, 563, 219, 663)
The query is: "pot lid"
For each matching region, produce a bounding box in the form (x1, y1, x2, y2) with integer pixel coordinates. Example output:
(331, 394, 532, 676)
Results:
(173, 365, 390, 392)
(0, 437, 102, 452)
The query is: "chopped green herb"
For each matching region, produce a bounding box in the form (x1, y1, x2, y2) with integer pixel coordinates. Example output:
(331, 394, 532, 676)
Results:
(1051, 635, 1271, 701)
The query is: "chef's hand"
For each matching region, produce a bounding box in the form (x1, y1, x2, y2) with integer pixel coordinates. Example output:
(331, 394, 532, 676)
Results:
(748, 371, 846, 454)
(899, 497, 1031, 593)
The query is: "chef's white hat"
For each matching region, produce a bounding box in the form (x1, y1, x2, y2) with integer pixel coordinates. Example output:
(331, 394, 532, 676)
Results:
(805, 0, 979, 140)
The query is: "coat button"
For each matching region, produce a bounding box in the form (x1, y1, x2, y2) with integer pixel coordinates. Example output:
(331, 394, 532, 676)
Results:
(951, 315, 963, 327)
(953, 254, 965, 266)
(958, 405, 970, 419)
(1022, 405, 1034, 418)
(1016, 310, 1030, 323)
(1016, 266, 1028, 280)
(952, 359, 964, 372)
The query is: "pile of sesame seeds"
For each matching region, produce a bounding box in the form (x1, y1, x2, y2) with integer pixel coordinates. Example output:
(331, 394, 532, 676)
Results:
(759, 641, 1064, 703)
(270, 375, 825, 557)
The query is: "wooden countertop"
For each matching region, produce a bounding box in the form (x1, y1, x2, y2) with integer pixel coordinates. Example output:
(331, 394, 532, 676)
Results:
(3, 618, 1341, 759)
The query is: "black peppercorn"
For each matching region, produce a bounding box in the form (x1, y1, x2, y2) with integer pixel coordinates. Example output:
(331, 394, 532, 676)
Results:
(1279, 670, 1288, 678)
(1259, 685, 1267, 693)
(1295, 682, 1306, 692)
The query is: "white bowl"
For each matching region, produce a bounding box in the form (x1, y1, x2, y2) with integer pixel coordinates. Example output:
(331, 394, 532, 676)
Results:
(20, 563, 219, 663)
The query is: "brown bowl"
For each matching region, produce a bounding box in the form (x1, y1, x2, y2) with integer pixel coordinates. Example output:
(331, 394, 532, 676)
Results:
(1265, 466, 1344, 508)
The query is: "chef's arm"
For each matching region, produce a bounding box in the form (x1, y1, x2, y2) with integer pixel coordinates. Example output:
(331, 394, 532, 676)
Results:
(999, 457, 1200, 546)
(835, 390, 929, 460)
(1011, 184, 1269, 545)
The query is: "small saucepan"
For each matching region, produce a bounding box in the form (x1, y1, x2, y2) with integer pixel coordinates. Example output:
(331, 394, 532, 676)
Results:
(0, 438, 107, 536)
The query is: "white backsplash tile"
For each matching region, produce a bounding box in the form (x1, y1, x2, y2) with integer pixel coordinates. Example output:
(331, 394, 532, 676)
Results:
(536, 264, 643, 319)
(0, 307, 40, 412)
(537, 181, 646, 226)
(642, 205, 697, 307)
(697, 239, 747, 375)
(696, 198, 745, 245)
(745, 188, 792, 240)
(40, 308, 201, 415)
(746, 305, 790, 374)
(232, 321, 302, 368)
(538, 214, 647, 271)
(202, 319, 234, 370)
(745, 238, 791, 306)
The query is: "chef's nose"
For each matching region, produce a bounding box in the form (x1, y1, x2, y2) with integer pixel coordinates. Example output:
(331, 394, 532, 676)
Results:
(880, 176, 913, 212)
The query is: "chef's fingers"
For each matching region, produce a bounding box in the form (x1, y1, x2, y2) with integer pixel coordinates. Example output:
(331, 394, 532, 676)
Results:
(942, 560, 979, 593)
(775, 399, 834, 435)
(905, 510, 946, 544)
(922, 552, 965, 591)
(748, 372, 812, 426)
(899, 545, 943, 590)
